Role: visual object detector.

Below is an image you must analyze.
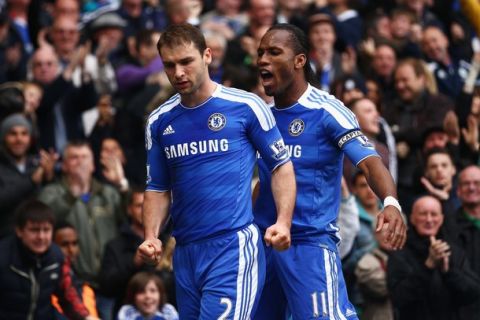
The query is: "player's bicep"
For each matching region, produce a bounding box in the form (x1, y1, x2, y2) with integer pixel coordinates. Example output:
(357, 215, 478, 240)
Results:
(146, 125, 171, 191)
(323, 108, 379, 166)
(247, 108, 289, 171)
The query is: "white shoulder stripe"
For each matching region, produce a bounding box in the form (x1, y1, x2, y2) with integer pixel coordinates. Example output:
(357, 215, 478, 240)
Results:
(299, 89, 357, 129)
(146, 94, 180, 150)
(309, 89, 357, 125)
(221, 87, 274, 125)
(148, 94, 180, 121)
(217, 87, 275, 131)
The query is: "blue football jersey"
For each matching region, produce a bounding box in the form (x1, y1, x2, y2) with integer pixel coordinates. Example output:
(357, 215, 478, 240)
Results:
(254, 84, 379, 251)
(146, 84, 290, 244)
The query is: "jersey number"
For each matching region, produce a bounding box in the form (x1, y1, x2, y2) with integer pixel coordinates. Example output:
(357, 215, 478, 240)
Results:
(311, 291, 327, 317)
(218, 297, 232, 320)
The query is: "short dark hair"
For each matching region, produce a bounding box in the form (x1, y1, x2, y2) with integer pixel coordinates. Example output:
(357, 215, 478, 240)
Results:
(54, 220, 76, 234)
(125, 272, 167, 308)
(135, 29, 158, 52)
(62, 140, 92, 159)
(156, 23, 206, 56)
(15, 200, 55, 229)
(266, 24, 319, 87)
(424, 147, 454, 169)
(308, 13, 335, 31)
(395, 58, 425, 78)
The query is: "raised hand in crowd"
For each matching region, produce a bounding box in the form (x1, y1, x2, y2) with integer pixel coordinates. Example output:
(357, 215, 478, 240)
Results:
(31, 149, 59, 185)
(443, 110, 461, 145)
(341, 46, 357, 75)
(359, 37, 376, 57)
(425, 235, 451, 273)
(100, 151, 129, 192)
(64, 41, 92, 81)
(420, 177, 449, 200)
(461, 114, 479, 152)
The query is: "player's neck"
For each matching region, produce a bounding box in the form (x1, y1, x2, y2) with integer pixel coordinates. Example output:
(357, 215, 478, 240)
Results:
(275, 80, 308, 109)
(181, 79, 217, 108)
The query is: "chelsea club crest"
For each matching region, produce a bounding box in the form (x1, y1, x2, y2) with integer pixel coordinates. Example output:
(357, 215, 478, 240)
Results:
(208, 113, 227, 131)
(289, 119, 305, 136)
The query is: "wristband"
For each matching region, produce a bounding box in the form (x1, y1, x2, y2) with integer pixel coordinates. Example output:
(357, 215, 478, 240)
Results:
(383, 196, 402, 212)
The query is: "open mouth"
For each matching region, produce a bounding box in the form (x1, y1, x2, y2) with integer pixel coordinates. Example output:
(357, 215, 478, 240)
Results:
(260, 70, 274, 84)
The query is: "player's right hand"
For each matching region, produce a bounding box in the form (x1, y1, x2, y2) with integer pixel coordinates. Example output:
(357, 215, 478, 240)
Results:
(138, 239, 163, 265)
(265, 222, 291, 251)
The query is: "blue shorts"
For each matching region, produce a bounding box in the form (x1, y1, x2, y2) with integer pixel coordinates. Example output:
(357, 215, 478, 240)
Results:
(174, 224, 266, 319)
(254, 244, 358, 320)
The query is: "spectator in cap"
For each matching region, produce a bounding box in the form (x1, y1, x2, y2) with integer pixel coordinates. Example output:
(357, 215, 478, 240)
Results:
(0, 113, 58, 238)
(89, 12, 127, 68)
(49, 14, 118, 95)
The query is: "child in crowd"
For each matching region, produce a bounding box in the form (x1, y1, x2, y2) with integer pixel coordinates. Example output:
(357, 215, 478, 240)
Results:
(117, 272, 178, 320)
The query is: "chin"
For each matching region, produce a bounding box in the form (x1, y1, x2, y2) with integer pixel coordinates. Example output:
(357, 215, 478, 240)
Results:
(263, 88, 275, 97)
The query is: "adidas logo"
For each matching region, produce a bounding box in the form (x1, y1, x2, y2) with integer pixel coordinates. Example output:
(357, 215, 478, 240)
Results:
(345, 308, 356, 317)
(163, 125, 175, 135)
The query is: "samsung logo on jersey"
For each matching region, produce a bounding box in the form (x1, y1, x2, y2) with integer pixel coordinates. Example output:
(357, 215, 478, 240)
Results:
(258, 144, 302, 159)
(286, 145, 302, 158)
(164, 139, 229, 159)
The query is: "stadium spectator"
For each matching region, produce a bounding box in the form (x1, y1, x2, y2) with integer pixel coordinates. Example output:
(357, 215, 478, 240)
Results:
(117, 272, 178, 320)
(0, 200, 95, 319)
(417, 148, 460, 215)
(30, 45, 97, 152)
(422, 25, 470, 99)
(444, 165, 480, 318)
(52, 222, 99, 319)
(0, 113, 57, 238)
(354, 226, 394, 320)
(37, 141, 124, 313)
(388, 195, 480, 320)
(99, 187, 165, 315)
(384, 58, 454, 210)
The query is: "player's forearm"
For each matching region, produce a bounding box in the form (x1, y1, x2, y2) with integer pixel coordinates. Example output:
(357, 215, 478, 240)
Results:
(358, 156, 397, 200)
(143, 190, 171, 239)
(271, 161, 296, 227)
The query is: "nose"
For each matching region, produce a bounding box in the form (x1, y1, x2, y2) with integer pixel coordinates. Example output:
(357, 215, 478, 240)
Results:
(257, 52, 268, 67)
(174, 65, 185, 79)
(425, 212, 433, 223)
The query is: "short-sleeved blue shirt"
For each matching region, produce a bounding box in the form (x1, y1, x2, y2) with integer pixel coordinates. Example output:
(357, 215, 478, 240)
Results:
(254, 84, 379, 251)
(146, 84, 290, 244)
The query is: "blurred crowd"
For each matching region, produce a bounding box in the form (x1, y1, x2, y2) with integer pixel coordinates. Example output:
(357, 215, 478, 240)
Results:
(1, 0, 480, 319)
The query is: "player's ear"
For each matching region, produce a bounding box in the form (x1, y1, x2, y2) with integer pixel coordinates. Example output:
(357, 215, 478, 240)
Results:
(203, 48, 212, 65)
(294, 53, 307, 70)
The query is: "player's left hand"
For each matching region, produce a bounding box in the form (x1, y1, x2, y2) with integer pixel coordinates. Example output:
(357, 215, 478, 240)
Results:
(265, 222, 291, 251)
(376, 206, 407, 250)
